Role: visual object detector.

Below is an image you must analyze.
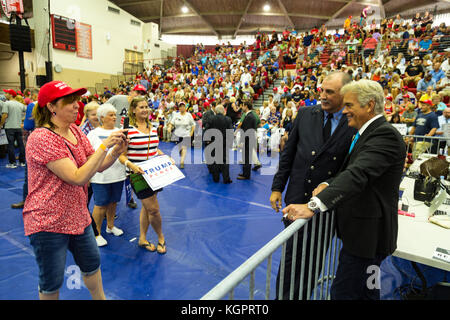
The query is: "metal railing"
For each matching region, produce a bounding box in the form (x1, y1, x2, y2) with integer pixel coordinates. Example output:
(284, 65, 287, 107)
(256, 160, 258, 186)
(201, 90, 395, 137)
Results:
(200, 132, 449, 301)
(403, 134, 449, 161)
(201, 210, 342, 300)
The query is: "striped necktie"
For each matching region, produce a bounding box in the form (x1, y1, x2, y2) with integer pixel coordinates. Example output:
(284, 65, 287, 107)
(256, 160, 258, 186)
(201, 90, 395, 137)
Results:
(348, 132, 360, 154)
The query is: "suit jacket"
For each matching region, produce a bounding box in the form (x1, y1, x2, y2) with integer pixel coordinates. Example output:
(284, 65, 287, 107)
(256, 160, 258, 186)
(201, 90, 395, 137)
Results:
(317, 116, 407, 259)
(272, 104, 357, 205)
(209, 113, 233, 150)
(202, 109, 215, 131)
(241, 110, 258, 132)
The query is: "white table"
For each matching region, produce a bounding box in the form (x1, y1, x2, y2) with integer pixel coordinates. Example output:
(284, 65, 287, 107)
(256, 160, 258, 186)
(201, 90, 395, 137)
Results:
(395, 163, 450, 272)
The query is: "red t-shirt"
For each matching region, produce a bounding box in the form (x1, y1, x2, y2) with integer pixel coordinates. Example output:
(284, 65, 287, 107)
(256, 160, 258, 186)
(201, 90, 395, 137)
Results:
(23, 124, 95, 236)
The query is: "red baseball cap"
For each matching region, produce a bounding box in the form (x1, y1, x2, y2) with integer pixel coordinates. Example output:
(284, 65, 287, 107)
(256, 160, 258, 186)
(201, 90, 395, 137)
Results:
(3, 89, 17, 97)
(38, 81, 87, 108)
(133, 84, 147, 93)
(273, 87, 278, 92)
(420, 98, 433, 106)
(386, 96, 393, 101)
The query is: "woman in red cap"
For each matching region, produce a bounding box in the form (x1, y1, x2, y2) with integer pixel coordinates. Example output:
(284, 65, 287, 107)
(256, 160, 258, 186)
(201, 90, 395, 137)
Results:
(23, 81, 129, 300)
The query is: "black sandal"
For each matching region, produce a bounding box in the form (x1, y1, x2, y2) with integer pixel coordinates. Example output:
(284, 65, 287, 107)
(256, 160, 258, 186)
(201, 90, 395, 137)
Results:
(138, 241, 156, 252)
(157, 242, 167, 254)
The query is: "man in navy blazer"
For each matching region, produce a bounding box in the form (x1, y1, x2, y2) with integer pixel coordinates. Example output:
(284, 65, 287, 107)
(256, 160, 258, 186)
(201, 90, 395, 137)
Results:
(270, 72, 356, 299)
(284, 79, 406, 300)
(238, 101, 258, 180)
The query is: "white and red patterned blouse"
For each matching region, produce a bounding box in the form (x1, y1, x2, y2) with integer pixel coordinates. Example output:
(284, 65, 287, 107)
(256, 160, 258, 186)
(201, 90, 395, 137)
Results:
(125, 125, 159, 174)
(23, 124, 95, 236)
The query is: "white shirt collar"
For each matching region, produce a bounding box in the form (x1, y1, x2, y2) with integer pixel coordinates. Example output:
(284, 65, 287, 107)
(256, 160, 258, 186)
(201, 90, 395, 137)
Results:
(358, 114, 384, 136)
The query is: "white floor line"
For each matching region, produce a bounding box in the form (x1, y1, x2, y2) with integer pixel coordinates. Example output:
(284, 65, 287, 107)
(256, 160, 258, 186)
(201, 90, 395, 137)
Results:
(0, 231, 35, 257)
(168, 183, 273, 210)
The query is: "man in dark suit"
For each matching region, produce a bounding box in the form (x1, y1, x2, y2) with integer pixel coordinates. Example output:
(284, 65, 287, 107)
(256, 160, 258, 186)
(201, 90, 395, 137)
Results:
(237, 101, 258, 180)
(207, 105, 233, 184)
(284, 79, 406, 300)
(202, 101, 216, 174)
(270, 71, 356, 300)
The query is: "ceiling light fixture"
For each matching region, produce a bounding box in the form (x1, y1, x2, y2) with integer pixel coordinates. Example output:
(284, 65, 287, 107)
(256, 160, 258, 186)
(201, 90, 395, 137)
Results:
(263, 4, 270, 12)
(181, 6, 188, 13)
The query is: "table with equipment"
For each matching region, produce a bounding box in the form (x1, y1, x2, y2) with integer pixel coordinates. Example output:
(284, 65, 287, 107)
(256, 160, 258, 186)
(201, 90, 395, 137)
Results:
(395, 154, 450, 298)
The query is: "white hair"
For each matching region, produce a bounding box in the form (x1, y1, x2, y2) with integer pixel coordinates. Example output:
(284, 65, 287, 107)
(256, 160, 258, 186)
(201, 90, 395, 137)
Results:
(340, 79, 385, 115)
(215, 105, 225, 115)
(96, 103, 117, 125)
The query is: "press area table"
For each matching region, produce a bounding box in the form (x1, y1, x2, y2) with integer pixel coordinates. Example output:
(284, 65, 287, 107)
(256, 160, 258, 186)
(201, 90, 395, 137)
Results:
(395, 154, 450, 297)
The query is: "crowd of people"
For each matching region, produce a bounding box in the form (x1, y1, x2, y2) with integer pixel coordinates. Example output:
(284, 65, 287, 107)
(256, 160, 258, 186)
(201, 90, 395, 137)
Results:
(0, 10, 449, 300)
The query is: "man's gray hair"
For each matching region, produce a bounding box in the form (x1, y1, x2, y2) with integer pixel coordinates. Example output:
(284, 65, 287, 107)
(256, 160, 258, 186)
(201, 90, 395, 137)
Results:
(97, 103, 117, 125)
(325, 71, 352, 87)
(340, 79, 385, 115)
(215, 104, 225, 115)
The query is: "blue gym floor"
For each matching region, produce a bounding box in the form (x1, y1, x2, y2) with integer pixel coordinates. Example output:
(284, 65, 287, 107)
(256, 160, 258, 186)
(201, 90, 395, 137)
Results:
(0, 142, 448, 300)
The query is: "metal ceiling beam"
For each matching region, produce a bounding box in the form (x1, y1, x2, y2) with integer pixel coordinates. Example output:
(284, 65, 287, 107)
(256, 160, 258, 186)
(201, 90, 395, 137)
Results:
(116, 0, 161, 8)
(140, 11, 331, 22)
(384, 0, 445, 17)
(326, 0, 353, 3)
(289, 13, 332, 19)
(162, 28, 212, 34)
(141, 14, 197, 20)
(246, 11, 330, 19)
(202, 11, 245, 16)
(181, 0, 220, 37)
(327, 0, 355, 23)
(162, 27, 236, 34)
(234, 0, 254, 38)
(276, 0, 295, 28)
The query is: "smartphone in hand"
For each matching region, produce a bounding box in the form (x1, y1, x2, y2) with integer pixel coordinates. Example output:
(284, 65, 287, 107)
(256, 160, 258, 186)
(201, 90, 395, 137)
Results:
(123, 117, 130, 130)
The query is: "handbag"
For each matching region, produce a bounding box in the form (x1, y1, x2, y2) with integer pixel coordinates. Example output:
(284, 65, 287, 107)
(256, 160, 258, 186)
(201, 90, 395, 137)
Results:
(129, 172, 150, 194)
(129, 127, 152, 194)
(0, 129, 8, 145)
(413, 174, 439, 202)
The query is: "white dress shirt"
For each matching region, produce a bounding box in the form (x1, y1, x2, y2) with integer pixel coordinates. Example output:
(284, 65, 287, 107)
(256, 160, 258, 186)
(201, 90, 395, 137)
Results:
(311, 114, 384, 212)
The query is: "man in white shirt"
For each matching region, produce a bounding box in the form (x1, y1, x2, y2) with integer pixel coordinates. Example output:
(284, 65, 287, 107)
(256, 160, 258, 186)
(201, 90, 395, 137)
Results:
(436, 107, 450, 135)
(240, 68, 252, 87)
(437, 70, 450, 97)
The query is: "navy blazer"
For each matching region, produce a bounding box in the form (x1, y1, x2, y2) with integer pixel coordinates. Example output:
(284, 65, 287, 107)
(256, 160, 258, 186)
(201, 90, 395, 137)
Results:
(272, 104, 357, 205)
(317, 116, 407, 259)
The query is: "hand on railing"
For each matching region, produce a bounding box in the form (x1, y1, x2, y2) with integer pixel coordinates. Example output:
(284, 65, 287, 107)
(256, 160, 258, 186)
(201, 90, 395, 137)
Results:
(282, 204, 314, 221)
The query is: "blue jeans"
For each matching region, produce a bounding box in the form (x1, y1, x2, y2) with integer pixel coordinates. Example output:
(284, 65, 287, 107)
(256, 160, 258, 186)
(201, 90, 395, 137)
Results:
(5, 128, 25, 164)
(28, 225, 100, 294)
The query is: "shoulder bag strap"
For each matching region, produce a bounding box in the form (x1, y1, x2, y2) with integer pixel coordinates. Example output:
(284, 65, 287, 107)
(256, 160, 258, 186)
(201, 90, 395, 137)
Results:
(42, 127, 77, 161)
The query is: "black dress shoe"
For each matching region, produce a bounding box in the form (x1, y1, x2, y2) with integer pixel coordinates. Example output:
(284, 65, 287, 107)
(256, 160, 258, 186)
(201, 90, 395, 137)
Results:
(252, 164, 262, 171)
(11, 201, 24, 209)
(237, 175, 250, 180)
(224, 180, 233, 184)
